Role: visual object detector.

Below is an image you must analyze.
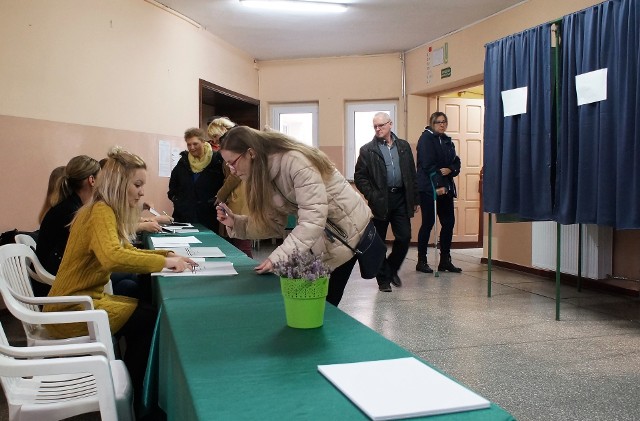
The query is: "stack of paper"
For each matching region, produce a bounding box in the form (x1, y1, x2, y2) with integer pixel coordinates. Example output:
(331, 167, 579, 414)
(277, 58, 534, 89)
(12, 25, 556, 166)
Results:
(150, 236, 202, 248)
(318, 357, 490, 420)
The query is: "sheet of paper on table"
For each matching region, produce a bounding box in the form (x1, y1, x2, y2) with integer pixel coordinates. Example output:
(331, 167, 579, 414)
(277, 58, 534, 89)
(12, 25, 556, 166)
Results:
(152, 261, 238, 277)
(317, 357, 490, 421)
(150, 236, 202, 248)
(157, 247, 226, 258)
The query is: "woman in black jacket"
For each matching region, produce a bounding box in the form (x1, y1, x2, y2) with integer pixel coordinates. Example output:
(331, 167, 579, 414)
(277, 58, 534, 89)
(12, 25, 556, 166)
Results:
(416, 112, 462, 273)
(168, 128, 224, 231)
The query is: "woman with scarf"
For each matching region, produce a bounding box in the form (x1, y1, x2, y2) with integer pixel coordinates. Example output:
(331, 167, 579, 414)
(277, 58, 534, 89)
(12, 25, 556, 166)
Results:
(168, 127, 224, 231)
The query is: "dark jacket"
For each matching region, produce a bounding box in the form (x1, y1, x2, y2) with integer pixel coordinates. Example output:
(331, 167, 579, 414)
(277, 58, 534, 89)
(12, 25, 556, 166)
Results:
(354, 133, 418, 220)
(416, 127, 461, 197)
(36, 192, 82, 276)
(168, 151, 224, 231)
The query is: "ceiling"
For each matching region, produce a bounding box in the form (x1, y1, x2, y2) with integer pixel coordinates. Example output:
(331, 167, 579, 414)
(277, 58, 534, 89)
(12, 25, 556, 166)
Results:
(155, 0, 528, 61)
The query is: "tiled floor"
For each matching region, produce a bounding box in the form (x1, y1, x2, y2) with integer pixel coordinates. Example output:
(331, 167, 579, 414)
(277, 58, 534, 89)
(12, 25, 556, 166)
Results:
(2, 245, 639, 421)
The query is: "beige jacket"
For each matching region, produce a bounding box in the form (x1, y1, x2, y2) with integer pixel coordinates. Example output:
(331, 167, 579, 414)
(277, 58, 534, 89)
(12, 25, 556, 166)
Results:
(229, 151, 372, 270)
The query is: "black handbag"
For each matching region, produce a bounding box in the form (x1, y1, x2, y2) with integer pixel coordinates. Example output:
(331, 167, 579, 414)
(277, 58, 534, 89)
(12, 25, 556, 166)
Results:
(324, 220, 386, 279)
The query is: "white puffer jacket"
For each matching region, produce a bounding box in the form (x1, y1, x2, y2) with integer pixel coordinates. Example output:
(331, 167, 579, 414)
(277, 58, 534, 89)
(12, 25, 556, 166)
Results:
(229, 151, 372, 270)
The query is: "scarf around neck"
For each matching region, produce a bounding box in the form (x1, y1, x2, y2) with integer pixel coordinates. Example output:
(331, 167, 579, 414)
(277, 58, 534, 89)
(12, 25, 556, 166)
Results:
(188, 142, 213, 173)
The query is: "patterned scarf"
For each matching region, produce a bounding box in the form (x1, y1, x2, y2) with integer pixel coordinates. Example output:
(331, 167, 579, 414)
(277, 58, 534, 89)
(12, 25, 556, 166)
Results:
(188, 142, 213, 173)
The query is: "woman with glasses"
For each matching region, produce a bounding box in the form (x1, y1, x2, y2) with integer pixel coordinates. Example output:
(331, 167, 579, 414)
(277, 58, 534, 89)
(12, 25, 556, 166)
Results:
(416, 112, 462, 273)
(168, 127, 225, 231)
(215, 126, 373, 306)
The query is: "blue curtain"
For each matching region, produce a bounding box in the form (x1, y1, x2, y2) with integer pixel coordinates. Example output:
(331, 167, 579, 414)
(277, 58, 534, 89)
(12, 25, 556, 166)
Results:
(557, 0, 640, 228)
(483, 24, 554, 220)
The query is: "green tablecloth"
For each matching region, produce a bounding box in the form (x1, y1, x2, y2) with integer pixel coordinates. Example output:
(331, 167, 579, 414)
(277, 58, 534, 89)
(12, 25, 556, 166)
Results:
(144, 230, 515, 421)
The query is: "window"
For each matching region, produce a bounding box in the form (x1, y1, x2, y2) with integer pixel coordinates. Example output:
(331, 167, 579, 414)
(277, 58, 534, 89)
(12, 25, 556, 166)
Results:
(271, 103, 318, 147)
(345, 101, 397, 180)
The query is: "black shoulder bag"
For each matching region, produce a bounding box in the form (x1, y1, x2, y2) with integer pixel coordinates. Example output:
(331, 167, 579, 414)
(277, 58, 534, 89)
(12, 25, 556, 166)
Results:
(324, 220, 386, 279)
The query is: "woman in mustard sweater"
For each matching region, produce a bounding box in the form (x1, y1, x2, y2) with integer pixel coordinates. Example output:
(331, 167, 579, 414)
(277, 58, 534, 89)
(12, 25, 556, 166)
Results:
(44, 146, 195, 406)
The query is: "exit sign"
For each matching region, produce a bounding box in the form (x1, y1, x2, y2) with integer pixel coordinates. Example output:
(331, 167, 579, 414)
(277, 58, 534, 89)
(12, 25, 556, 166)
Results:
(441, 67, 452, 78)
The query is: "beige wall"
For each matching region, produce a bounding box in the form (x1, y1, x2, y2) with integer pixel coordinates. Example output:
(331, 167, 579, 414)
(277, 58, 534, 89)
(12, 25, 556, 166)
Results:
(0, 0, 258, 232)
(258, 54, 403, 172)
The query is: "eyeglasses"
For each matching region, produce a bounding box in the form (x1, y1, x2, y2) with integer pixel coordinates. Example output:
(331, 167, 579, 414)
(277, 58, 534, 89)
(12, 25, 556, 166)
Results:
(226, 150, 248, 171)
(373, 121, 391, 130)
(434, 120, 448, 125)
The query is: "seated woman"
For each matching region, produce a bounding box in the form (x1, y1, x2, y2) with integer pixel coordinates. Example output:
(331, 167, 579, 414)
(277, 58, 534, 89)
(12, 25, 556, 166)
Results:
(36, 156, 100, 296)
(44, 147, 195, 406)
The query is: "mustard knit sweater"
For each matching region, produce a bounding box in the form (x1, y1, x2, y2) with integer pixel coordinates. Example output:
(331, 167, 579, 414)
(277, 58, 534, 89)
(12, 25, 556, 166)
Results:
(44, 201, 168, 338)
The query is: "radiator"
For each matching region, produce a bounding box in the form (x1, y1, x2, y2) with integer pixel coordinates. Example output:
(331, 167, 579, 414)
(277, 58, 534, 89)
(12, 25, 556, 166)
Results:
(531, 222, 612, 280)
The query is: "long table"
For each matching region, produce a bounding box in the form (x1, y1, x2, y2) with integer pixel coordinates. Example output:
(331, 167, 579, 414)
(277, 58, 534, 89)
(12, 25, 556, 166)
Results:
(144, 229, 515, 420)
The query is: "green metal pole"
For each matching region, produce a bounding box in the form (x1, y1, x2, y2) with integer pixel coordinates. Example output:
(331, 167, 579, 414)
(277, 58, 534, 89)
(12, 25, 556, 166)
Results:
(577, 224, 583, 292)
(488, 213, 492, 297)
(556, 223, 561, 321)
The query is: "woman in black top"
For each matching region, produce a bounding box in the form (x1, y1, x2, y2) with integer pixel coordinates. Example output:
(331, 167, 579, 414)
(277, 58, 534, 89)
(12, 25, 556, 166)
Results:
(168, 128, 224, 231)
(36, 155, 100, 295)
(416, 112, 462, 273)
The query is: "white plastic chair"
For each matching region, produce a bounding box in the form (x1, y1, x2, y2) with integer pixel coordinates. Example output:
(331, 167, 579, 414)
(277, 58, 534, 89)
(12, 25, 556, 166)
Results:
(0, 273, 116, 360)
(13, 234, 36, 250)
(12, 236, 114, 294)
(0, 320, 133, 421)
(0, 244, 102, 347)
(12, 236, 55, 287)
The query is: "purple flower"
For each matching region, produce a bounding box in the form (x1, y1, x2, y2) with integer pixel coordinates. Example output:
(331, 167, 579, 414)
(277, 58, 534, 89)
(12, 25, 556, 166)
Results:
(272, 248, 331, 282)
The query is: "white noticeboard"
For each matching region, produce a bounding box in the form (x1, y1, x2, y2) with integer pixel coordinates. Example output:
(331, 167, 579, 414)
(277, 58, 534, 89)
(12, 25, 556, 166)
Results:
(318, 357, 490, 420)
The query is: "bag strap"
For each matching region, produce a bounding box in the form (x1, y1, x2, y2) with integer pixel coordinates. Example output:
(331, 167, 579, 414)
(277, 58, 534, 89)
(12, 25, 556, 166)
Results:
(324, 221, 361, 255)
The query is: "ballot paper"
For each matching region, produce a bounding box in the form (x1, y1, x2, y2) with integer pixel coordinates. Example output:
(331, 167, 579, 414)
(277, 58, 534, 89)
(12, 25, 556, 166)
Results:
(150, 236, 202, 248)
(157, 247, 226, 258)
(152, 261, 238, 277)
(318, 357, 490, 420)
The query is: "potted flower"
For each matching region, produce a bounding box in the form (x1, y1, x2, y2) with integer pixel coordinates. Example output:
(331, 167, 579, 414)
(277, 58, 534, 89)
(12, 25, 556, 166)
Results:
(272, 248, 331, 329)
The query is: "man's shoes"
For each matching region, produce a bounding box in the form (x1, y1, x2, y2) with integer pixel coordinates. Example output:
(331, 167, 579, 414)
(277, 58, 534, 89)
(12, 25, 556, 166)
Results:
(416, 260, 433, 273)
(390, 274, 402, 287)
(378, 283, 392, 292)
(438, 258, 462, 273)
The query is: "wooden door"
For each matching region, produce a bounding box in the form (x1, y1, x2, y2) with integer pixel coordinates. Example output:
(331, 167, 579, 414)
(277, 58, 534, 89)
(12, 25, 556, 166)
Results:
(439, 98, 484, 244)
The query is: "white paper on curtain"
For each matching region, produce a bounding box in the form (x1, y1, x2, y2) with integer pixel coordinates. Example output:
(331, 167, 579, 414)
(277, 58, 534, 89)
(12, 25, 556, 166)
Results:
(501, 87, 528, 117)
(575, 68, 608, 106)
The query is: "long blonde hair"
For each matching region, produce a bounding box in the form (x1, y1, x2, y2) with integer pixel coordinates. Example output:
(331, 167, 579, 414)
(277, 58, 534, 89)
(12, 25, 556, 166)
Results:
(220, 126, 334, 227)
(76, 147, 146, 242)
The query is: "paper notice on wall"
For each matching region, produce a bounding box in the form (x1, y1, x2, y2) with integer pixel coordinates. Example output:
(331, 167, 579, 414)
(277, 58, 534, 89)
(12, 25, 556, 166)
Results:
(576, 68, 607, 106)
(501, 87, 528, 117)
(158, 140, 171, 177)
(171, 147, 182, 170)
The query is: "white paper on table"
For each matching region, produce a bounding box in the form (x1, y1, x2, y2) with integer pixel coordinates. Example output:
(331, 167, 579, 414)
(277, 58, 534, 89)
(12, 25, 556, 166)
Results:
(150, 236, 202, 247)
(152, 261, 237, 277)
(157, 247, 226, 258)
(318, 357, 490, 421)
(501, 86, 528, 117)
(576, 68, 607, 106)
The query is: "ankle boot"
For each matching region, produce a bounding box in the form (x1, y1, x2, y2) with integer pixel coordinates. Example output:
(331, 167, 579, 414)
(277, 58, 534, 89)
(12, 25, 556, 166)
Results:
(438, 255, 462, 273)
(416, 258, 433, 273)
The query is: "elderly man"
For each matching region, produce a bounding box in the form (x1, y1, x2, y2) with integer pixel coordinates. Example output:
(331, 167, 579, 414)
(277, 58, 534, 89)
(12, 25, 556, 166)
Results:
(354, 112, 418, 292)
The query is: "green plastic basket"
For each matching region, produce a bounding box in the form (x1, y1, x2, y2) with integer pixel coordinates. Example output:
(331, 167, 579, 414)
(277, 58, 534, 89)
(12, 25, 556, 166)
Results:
(280, 276, 329, 329)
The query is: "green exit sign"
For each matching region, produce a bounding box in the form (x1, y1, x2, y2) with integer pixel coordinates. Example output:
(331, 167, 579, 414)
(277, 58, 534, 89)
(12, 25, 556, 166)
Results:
(441, 67, 452, 78)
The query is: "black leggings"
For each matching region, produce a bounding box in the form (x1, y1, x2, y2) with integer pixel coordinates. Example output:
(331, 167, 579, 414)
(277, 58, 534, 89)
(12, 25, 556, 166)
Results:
(326, 255, 358, 307)
(417, 191, 455, 258)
